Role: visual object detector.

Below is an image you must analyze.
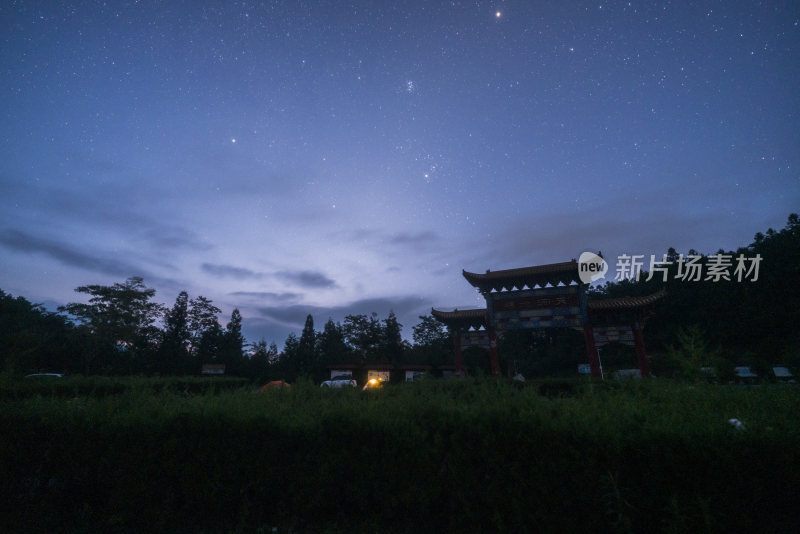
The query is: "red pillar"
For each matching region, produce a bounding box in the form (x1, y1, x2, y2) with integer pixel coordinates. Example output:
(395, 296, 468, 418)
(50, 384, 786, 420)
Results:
(583, 324, 602, 378)
(488, 327, 500, 377)
(633, 322, 651, 378)
(454, 329, 464, 376)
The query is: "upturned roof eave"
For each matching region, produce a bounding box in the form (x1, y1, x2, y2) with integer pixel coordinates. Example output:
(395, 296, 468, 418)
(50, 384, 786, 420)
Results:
(462, 260, 582, 290)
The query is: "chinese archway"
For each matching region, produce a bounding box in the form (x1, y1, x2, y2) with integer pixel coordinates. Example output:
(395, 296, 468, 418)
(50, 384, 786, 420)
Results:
(432, 260, 665, 378)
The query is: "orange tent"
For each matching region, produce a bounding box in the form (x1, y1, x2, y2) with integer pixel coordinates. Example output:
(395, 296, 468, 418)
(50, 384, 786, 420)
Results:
(260, 380, 291, 392)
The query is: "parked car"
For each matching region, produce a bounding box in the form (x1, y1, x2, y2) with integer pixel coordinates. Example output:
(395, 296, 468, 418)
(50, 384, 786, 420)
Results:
(24, 373, 63, 379)
(320, 378, 357, 388)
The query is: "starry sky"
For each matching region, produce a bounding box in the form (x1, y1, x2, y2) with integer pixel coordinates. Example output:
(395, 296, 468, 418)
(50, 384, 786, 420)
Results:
(1, 1, 798, 346)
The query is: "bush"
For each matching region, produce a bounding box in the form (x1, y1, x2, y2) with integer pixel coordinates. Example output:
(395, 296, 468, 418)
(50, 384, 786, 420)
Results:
(0, 374, 249, 400)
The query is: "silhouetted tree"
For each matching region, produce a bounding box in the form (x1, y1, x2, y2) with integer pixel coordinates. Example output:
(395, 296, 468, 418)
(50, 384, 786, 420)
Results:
(316, 318, 350, 367)
(343, 313, 383, 364)
(188, 296, 222, 368)
(297, 314, 316, 378)
(279, 332, 301, 381)
(247, 339, 279, 382)
(220, 308, 245, 375)
(158, 291, 191, 374)
(410, 314, 450, 366)
(383, 311, 404, 365)
(0, 290, 83, 374)
(59, 277, 164, 374)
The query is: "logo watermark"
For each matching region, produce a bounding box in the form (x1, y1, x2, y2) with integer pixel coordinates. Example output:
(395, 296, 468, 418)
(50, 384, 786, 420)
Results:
(578, 251, 608, 284)
(579, 252, 762, 283)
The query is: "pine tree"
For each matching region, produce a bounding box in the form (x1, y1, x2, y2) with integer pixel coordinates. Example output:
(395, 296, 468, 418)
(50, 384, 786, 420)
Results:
(249, 339, 269, 382)
(248, 339, 279, 382)
(317, 318, 350, 366)
(221, 309, 245, 375)
(298, 314, 316, 378)
(383, 311, 404, 365)
(280, 333, 301, 381)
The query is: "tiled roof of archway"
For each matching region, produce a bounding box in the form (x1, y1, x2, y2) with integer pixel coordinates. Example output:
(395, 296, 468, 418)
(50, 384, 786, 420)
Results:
(587, 289, 666, 310)
(432, 290, 665, 327)
(462, 260, 582, 291)
(431, 308, 488, 329)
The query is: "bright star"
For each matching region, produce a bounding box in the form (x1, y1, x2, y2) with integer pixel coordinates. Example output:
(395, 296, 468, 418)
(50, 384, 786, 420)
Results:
(495, 11, 501, 18)
(231, 138, 237, 143)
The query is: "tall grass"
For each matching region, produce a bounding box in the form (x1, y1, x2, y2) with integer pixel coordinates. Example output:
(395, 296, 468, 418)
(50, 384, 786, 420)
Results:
(1, 378, 798, 533)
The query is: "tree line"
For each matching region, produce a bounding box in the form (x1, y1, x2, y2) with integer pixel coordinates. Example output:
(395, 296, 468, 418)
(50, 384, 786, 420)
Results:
(0, 277, 455, 380)
(2, 214, 798, 380)
(0, 279, 248, 377)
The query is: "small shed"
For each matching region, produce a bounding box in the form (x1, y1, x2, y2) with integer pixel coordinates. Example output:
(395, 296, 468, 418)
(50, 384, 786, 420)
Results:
(613, 369, 642, 379)
(399, 364, 433, 382)
(328, 364, 358, 380)
(437, 364, 462, 378)
(734, 366, 758, 382)
(366, 364, 393, 383)
(201, 364, 226, 375)
(773, 366, 795, 382)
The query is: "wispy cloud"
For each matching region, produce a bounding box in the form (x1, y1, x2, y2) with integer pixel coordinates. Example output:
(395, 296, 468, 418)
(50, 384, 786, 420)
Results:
(201, 263, 265, 280)
(388, 231, 440, 247)
(230, 291, 303, 302)
(0, 228, 176, 286)
(332, 229, 442, 251)
(143, 226, 214, 252)
(274, 270, 337, 288)
(202, 264, 336, 288)
(0, 176, 214, 254)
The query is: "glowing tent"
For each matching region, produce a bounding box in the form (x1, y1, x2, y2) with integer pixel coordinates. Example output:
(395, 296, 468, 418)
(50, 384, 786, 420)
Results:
(259, 380, 291, 392)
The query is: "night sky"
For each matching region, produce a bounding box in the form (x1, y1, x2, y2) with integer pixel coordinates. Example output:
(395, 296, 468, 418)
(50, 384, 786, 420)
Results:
(2, 1, 798, 346)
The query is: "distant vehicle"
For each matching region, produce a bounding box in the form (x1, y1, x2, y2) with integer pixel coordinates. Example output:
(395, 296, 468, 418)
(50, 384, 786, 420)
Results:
(25, 373, 63, 378)
(699, 366, 720, 383)
(320, 378, 357, 388)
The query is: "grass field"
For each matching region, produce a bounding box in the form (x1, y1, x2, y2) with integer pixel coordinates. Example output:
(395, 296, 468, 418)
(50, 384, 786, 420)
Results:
(2, 375, 799, 533)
